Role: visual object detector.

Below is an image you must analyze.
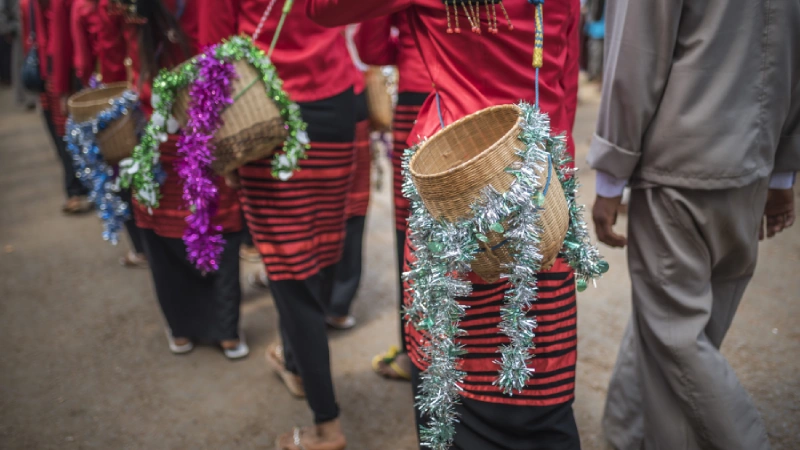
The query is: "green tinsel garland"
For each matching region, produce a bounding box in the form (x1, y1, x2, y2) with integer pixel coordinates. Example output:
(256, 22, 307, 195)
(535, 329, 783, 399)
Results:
(118, 35, 309, 208)
(403, 102, 608, 449)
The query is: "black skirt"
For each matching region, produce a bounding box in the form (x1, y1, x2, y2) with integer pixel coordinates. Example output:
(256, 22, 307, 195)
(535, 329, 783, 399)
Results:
(140, 229, 243, 342)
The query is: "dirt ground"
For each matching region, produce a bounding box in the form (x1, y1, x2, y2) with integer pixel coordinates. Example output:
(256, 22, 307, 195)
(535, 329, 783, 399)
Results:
(0, 82, 798, 450)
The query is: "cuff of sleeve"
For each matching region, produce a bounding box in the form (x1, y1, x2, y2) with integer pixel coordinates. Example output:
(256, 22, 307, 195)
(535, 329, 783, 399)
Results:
(586, 134, 641, 180)
(769, 172, 796, 189)
(595, 171, 628, 198)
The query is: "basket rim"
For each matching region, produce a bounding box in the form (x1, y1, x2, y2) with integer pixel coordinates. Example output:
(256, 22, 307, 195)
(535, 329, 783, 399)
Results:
(67, 82, 131, 108)
(409, 104, 522, 180)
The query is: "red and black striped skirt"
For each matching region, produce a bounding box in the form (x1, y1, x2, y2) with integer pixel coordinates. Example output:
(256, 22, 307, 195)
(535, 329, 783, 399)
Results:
(392, 92, 428, 233)
(238, 88, 357, 282)
(133, 135, 243, 239)
(345, 118, 371, 219)
(404, 233, 578, 407)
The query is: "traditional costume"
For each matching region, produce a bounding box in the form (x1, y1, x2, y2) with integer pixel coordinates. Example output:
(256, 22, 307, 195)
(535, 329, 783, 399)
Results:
(70, 0, 126, 85)
(197, 0, 356, 429)
(307, 1, 582, 448)
(107, 0, 246, 354)
(21, 0, 89, 210)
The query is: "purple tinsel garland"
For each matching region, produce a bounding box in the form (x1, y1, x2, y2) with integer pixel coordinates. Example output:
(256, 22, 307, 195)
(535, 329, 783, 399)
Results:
(176, 45, 236, 272)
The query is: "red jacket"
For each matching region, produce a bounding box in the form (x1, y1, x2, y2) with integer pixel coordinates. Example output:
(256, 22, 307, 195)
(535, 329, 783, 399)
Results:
(197, 0, 355, 103)
(353, 11, 430, 95)
(71, 0, 127, 84)
(306, 0, 580, 155)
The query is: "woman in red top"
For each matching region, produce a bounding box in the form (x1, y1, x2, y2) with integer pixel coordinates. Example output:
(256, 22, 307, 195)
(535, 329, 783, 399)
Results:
(307, 1, 581, 449)
(20, 0, 90, 213)
(198, 1, 355, 448)
(106, 0, 247, 359)
(353, 11, 431, 382)
(70, 0, 126, 85)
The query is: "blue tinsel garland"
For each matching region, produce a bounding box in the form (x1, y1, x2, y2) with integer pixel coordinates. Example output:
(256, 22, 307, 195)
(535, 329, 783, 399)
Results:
(66, 90, 140, 244)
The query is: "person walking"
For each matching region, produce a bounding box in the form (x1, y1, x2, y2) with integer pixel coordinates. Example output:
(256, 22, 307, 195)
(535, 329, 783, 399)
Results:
(198, 1, 357, 448)
(307, 1, 582, 449)
(587, 1, 799, 449)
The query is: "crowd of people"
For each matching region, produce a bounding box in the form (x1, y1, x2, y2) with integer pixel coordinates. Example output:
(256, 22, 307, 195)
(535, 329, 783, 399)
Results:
(2, 0, 798, 449)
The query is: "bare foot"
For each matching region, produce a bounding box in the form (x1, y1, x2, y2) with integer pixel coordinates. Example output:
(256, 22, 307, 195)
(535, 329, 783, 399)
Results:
(275, 420, 346, 450)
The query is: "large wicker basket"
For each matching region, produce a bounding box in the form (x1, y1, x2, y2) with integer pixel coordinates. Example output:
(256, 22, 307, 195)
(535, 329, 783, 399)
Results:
(365, 66, 393, 132)
(67, 82, 139, 166)
(409, 104, 569, 282)
(173, 59, 286, 175)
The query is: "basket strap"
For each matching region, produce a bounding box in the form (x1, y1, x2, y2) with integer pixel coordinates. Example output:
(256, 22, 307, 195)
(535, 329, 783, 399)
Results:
(529, 0, 544, 108)
(252, 0, 294, 59)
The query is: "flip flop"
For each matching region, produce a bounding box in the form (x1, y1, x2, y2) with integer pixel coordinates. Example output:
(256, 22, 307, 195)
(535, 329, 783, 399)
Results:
(164, 329, 194, 354)
(266, 344, 306, 398)
(371, 345, 411, 381)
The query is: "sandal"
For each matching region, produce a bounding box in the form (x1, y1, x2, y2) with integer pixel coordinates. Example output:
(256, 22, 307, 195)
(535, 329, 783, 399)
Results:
(266, 344, 306, 398)
(222, 334, 250, 360)
(165, 329, 194, 355)
(325, 315, 356, 330)
(119, 251, 148, 268)
(62, 196, 92, 214)
(371, 345, 411, 381)
(275, 426, 346, 450)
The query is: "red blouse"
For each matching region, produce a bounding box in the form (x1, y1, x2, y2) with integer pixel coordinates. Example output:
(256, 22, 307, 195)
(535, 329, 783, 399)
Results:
(307, 0, 580, 155)
(353, 11, 431, 95)
(197, 0, 355, 103)
(20, 0, 75, 96)
(71, 0, 127, 84)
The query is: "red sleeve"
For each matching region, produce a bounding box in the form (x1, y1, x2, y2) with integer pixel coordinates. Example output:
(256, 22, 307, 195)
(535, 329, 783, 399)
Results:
(70, 1, 93, 85)
(197, 0, 238, 48)
(97, 0, 127, 83)
(353, 14, 397, 66)
(562, 0, 580, 132)
(306, 0, 412, 27)
(49, 0, 75, 95)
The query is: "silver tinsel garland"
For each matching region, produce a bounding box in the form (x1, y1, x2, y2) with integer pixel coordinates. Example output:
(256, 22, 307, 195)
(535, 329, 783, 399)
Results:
(403, 102, 607, 449)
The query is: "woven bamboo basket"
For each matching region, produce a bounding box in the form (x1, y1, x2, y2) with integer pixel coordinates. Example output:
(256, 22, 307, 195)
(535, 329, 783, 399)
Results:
(67, 82, 139, 165)
(365, 66, 393, 132)
(173, 59, 286, 175)
(409, 104, 570, 282)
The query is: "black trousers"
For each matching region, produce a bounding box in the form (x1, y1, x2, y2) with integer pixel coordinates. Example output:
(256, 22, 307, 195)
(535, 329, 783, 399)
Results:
(42, 108, 87, 198)
(329, 216, 366, 317)
(411, 365, 581, 450)
(140, 229, 243, 342)
(118, 188, 145, 254)
(271, 264, 340, 424)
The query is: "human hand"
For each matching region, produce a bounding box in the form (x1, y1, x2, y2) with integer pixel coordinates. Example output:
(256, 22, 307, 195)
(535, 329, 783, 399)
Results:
(224, 171, 241, 189)
(760, 187, 795, 240)
(593, 195, 628, 248)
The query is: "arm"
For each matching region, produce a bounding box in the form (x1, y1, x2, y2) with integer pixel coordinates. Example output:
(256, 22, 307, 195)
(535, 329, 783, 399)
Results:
(586, 0, 684, 180)
(49, 0, 74, 96)
(70, 1, 92, 85)
(305, 0, 412, 28)
(197, 0, 238, 48)
(353, 14, 397, 66)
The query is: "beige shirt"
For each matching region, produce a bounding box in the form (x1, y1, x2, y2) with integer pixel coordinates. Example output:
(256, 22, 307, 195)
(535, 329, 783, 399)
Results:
(588, 0, 800, 190)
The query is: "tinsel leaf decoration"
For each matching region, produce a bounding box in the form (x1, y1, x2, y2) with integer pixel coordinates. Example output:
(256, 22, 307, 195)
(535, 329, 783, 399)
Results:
(403, 102, 607, 449)
(118, 35, 308, 209)
(66, 90, 141, 244)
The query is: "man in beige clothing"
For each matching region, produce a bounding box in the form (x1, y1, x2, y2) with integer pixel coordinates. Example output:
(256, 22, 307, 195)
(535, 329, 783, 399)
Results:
(587, 0, 799, 449)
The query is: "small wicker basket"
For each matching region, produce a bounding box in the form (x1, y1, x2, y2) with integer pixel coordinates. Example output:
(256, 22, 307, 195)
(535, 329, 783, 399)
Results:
(365, 66, 393, 132)
(67, 82, 139, 166)
(409, 104, 569, 282)
(173, 59, 286, 175)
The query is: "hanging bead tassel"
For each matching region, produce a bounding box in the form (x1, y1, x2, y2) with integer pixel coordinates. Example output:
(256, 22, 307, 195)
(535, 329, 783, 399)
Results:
(529, 0, 544, 107)
(445, 1, 454, 33)
(499, 1, 513, 30)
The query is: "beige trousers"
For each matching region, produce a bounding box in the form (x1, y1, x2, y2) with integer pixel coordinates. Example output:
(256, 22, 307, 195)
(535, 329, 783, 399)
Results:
(603, 180, 771, 450)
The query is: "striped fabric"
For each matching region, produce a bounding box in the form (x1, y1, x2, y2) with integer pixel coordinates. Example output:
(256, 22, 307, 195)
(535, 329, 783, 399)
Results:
(345, 119, 371, 219)
(404, 234, 578, 407)
(133, 135, 243, 239)
(40, 93, 50, 111)
(392, 99, 426, 232)
(239, 140, 355, 281)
